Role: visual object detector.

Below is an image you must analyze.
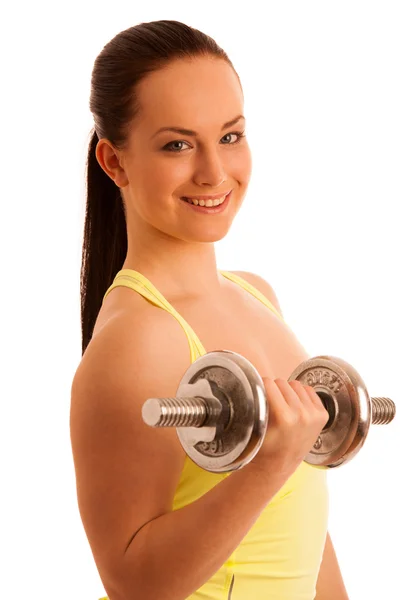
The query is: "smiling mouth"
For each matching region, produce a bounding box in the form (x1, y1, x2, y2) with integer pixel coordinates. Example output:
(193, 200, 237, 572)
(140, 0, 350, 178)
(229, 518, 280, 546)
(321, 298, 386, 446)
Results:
(181, 193, 229, 207)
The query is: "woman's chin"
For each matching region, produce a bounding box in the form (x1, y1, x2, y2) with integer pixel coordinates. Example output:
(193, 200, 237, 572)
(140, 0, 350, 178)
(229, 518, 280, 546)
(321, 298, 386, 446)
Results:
(179, 225, 233, 244)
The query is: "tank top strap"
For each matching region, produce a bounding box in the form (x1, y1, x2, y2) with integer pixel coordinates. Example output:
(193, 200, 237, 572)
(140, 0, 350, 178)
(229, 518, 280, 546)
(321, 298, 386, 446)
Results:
(103, 269, 207, 363)
(219, 271, 285, 322)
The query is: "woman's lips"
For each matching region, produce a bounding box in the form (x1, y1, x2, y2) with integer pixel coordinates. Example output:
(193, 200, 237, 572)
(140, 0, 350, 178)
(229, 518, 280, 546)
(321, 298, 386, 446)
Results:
(180, 191, 232, 214)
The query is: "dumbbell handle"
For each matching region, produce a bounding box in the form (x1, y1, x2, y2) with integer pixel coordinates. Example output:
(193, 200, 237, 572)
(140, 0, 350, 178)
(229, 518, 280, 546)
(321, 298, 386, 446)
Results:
(142, 394, 395, 428)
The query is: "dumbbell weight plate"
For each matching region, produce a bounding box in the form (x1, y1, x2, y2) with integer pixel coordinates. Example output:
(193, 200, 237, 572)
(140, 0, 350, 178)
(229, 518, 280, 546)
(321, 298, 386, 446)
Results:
(176, 350, 268, 473)
(288, 355, 372, 468)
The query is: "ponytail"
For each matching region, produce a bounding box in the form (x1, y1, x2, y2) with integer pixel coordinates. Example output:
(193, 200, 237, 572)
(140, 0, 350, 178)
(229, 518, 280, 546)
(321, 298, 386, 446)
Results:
(80, 128, 127, 355)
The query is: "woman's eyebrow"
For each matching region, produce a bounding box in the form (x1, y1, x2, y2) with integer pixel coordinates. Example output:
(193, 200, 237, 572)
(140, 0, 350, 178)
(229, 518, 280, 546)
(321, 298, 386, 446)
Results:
(152, 114, 245, 138)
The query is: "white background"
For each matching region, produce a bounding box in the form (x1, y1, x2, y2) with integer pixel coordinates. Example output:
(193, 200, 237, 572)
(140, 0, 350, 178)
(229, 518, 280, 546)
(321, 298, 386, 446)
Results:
(1, 1, 399, 599)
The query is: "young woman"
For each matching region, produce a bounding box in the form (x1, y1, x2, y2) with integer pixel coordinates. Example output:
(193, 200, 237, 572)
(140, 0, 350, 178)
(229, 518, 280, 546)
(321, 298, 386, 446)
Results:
(70, 19, 348, 600)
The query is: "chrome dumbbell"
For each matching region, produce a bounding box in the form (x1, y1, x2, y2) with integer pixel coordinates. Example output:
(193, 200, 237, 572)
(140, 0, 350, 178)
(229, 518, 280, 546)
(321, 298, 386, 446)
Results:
(142, 351, 396, 473)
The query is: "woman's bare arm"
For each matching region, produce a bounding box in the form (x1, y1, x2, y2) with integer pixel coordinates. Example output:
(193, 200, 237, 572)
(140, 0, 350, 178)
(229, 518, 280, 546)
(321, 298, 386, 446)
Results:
(70, 309, 294, 600)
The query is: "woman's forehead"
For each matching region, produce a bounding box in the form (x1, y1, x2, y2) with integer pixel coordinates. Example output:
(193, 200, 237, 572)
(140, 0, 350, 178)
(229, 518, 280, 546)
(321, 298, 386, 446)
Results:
(135, 60, 243, 130)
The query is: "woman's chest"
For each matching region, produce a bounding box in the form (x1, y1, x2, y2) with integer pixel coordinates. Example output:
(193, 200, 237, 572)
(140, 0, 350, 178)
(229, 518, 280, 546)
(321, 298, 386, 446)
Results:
(172, 291, 310, 382)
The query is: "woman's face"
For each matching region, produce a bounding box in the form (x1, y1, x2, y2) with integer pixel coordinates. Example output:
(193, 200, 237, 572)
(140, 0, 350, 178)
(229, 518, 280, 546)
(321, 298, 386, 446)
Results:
(118, 56, 252, 244)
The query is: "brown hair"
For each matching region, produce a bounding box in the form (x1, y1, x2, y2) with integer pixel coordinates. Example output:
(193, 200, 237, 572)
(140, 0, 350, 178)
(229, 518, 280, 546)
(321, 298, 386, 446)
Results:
(80, 19, 238, 355)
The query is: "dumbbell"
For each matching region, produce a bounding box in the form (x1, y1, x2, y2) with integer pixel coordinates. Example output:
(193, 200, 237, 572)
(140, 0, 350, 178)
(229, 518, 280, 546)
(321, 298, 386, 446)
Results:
(141, 351, 396, 473)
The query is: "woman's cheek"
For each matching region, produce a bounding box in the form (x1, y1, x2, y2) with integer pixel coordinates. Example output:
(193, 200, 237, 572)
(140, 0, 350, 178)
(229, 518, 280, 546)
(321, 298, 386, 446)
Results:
(232, 146, 252, 185)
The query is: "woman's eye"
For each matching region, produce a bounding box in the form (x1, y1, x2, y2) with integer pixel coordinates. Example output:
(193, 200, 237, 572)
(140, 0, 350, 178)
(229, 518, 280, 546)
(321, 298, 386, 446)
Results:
(163, 131, 245, 152)
(221, 132, 241, 144)
(165, 140, 189, 152)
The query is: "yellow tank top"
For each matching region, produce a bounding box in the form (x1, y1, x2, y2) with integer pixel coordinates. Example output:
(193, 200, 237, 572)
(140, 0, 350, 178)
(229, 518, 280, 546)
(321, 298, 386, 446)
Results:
(99, 269, 329, 600)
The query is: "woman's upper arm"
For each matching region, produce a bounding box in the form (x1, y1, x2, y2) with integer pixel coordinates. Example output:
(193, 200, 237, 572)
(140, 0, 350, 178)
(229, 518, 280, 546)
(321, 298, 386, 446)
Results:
(69, 312, 190, 593)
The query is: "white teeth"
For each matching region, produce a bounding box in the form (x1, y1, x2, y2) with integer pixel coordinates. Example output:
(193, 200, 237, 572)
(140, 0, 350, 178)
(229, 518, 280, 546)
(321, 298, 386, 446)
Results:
(184, 194, 227, 207)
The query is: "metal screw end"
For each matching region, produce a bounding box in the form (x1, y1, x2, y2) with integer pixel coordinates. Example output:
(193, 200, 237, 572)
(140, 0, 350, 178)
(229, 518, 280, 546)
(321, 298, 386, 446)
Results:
(371, 397, 396, 424)
(142, 397, 208, 427)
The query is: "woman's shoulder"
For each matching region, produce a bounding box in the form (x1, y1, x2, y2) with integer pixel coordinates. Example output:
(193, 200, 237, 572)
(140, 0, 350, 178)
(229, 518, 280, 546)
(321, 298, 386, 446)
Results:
(92, 284, 150, 339)
(80, 286, 189, 380)
(227, 270, 283, 318)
